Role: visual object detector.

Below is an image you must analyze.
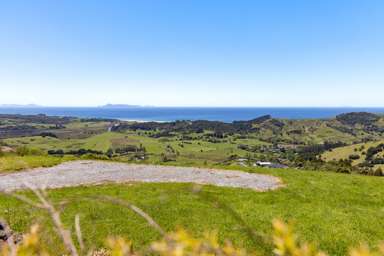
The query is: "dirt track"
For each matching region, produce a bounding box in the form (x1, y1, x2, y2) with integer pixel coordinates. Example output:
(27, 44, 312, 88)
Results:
(0, 160, 282, 192)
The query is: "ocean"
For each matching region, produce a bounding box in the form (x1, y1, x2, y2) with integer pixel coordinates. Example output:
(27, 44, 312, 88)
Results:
(0, 107, 383, 122)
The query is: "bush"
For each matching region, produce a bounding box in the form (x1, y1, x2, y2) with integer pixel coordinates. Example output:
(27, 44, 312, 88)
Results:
(365, 144, 384, 160)
(373, 167, 383, 176)
(16, 146, 44, 156)
(371, 158, 384, 165)
(39, 132, 58, 138)
(349, 154, 360, 160)
(160, 153, 175, 162)
(48, 149, 64, 155)
(15, 146, 29, 156)
(106, 148, 114, 158)
(67, 149, 103, 156)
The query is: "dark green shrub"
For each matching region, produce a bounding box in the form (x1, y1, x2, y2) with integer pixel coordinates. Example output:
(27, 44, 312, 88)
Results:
(373, 167, 383, 176)
(349, 154, 360, 160)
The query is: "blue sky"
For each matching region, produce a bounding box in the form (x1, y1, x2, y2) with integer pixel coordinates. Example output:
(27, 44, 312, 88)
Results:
(0, 0, 383, 107)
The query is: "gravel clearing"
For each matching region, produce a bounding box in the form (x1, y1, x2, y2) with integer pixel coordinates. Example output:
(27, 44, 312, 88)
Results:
(0, 160, 282, 192)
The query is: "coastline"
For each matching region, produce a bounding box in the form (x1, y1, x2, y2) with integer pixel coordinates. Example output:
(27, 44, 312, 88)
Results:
(0, 107, 384, 122)
(117, 119, 167, 123)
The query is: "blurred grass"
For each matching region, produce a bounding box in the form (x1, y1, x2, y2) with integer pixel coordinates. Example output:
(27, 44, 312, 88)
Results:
(1, 165, 384, 255)
(0, 155, 75, 173)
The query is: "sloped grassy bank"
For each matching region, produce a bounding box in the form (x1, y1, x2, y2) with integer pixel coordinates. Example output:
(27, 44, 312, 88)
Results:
(0, 165, 383, 255)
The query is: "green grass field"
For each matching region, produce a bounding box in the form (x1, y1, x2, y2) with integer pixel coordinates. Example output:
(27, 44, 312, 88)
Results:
(3, 132, 121, 152)
(2, 125, 384, 255)
(1, 166, 383, 255)
(322, 140, 384, 166)
(3, 131, 262, 165)
(0, 155, 74, 173)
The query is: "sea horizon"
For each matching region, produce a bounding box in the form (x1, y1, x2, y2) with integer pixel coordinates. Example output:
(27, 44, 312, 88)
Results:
(0, 106, 384, 122)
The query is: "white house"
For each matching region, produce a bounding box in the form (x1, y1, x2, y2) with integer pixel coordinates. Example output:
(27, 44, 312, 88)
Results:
(255, 161, 272, 167)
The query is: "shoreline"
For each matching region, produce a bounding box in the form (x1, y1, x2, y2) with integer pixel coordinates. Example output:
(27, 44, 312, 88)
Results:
(118, 119, 167, 123)
(1, 107, 384, 123)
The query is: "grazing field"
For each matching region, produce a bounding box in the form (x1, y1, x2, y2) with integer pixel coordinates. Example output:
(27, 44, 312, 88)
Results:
(3, 132, 122, 152)
(4, 131, 264, 166)
(1, 166, 383, 255)
(322, 140, 384, 167)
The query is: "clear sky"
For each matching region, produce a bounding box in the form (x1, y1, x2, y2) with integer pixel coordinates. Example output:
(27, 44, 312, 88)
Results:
(0, 0, 383, 107)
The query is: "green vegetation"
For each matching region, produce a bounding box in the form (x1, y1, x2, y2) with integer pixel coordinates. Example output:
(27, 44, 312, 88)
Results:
(1, 167, 384, 255)
(322, 140, 384, 164)
(3, 131, 257, 166)
(2, 111, 384, 175)
(3, 213, 384, 256)
(322, 140, 384, 174)
(0, 155, 74, 173)
(1, 112, 384, 255)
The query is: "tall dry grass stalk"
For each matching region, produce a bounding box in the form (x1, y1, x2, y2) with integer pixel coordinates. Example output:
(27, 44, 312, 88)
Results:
(2, 185, 384, 256)
(5, 183, 79, 256)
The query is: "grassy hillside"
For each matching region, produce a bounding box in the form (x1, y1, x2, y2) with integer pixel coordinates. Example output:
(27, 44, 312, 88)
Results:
(1, 166, 383, 255)
(322, 140, 384, 170)
(4, 132, 123, 152)
(1, 113, 384, 255)
(322, 141, 379, 163)
(0, 155, 74, 173)
(3, 131, 265, 165)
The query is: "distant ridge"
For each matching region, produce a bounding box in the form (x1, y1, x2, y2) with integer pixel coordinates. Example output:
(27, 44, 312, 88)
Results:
(0, 104, 40, 108)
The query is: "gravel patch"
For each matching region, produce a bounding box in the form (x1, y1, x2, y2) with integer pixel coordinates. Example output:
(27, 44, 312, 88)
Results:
(0, 160, 282, 192)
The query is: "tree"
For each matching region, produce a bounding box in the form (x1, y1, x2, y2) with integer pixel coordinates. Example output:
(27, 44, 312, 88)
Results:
(349, 154, 360, 160)
(160, 153, 168, 162)
(374, 167, 383, 176)
(106, 148, 114, 158)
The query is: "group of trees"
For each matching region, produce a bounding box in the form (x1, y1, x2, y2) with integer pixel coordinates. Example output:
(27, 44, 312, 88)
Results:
(336, 112, 380, 126)
(112, 115, 277, 136)
(296, 141, 347, 161)
(349, 143, 384, 175)
(336, 112, 384, 134)
(114, 144, 146, 155)
(365, 143, 384, 160)
(159, 144, 179, 162)
(48, 144, 147, 159)
(48, 148, 104, 156)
